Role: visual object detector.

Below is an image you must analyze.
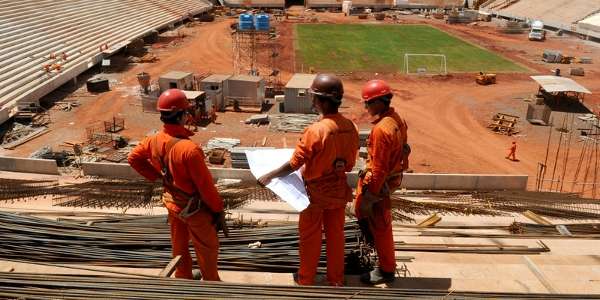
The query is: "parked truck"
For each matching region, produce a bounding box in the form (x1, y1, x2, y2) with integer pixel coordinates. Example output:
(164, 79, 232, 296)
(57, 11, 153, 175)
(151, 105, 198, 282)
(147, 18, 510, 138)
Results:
(529, 20, 546, 41)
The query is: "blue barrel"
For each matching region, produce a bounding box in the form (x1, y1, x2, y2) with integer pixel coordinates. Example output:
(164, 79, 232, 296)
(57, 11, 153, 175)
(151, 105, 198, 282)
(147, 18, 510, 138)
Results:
(238, 14, 254, 31)
(254, 14, 270, 31)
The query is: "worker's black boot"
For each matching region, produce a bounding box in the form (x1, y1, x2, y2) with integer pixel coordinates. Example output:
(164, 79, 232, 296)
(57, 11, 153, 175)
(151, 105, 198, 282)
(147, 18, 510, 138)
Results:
(192, 269, 202, 280)
(360, 268, 395, 285)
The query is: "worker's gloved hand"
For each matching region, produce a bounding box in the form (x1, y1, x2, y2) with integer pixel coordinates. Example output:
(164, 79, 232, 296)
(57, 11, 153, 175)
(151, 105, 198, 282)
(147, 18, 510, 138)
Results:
(212, 211, 226, 232)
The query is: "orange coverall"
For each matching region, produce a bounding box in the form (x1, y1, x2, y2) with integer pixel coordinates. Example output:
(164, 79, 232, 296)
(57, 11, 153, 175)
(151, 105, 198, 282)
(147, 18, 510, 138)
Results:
(128, 124, 223, 280)
(289, 113, 359, 286)
(506, 142, 517, 161)
(354, 107, 408, 274)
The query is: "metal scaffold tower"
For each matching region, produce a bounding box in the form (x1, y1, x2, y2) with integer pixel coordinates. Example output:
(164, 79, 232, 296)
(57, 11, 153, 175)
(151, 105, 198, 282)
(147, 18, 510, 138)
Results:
(231, 28, 281, 88)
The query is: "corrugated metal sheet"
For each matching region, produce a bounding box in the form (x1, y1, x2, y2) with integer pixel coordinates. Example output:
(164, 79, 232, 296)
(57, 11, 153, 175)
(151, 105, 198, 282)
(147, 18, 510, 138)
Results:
(226, 76, 265, 106)
(530, 76, 591, 94)
(284, 87, 313, 113)
(285, 73, 316, 89)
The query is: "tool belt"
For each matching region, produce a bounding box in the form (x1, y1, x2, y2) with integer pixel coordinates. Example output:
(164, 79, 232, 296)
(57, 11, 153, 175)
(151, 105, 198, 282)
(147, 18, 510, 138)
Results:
(152, 137, 204, 219)
(305, 171, 352, 208)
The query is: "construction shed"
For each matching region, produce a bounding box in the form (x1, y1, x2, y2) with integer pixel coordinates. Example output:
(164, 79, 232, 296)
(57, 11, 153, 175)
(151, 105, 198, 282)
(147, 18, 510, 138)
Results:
(201, 74, 231, 111)
(225, 75, 265, 107)
(283, 73, 316, 114)
(158, 71, 194, 93)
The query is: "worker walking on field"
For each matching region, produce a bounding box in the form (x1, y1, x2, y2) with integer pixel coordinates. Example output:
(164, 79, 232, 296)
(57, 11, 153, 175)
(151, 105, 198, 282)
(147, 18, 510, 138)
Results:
(258, 74, 359, 286)
(128, 89, 225, 281)
(354, 79, 410, 285)
(506, 141, 517, 161)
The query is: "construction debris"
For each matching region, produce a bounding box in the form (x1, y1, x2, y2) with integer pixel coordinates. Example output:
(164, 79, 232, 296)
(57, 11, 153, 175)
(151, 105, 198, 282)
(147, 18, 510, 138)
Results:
(488, 113, 519, 136)
(269, 113, 319, 133)
(1, 123, 50, 150)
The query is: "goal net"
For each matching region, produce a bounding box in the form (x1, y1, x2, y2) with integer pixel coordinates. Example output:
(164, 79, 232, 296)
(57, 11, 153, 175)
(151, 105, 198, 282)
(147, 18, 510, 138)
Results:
(404, 54, 447, 75)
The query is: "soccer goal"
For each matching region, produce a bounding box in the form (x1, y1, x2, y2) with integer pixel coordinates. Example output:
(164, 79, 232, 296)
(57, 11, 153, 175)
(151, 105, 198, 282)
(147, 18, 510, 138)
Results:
(404, 54, 447, 75)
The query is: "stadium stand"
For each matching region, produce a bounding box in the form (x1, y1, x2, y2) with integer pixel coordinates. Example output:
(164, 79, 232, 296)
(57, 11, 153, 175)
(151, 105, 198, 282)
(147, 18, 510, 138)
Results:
(578, 13, 600, 36)
(0, 0, 212, 125)
(482, 0, 600, 30)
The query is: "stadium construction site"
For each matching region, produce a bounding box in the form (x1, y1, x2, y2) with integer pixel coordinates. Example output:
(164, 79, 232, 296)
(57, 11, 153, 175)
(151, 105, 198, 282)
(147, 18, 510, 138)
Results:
(1, 0, 600, 298)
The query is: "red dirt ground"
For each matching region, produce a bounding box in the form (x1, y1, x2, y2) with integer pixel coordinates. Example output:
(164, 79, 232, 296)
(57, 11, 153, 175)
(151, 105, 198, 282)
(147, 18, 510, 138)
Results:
(3, 13, 600, 192)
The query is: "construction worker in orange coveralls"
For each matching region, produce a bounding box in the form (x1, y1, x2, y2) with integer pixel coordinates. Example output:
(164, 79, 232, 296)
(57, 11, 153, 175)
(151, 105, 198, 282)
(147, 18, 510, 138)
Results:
(128, 89, 224, 281)
(506, 141, 517, 161)
(258, 74, 359, 286)
(354, 79, 410, 285)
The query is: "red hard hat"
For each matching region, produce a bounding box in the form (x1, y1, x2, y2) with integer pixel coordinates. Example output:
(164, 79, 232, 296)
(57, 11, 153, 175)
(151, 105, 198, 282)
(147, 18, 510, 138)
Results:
(361, 80, 392, 102)
(157, 89, 190, 112)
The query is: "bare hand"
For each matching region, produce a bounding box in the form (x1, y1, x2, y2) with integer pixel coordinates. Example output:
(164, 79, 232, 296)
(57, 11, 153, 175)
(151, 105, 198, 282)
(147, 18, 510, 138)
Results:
(257, 174, 273, 187)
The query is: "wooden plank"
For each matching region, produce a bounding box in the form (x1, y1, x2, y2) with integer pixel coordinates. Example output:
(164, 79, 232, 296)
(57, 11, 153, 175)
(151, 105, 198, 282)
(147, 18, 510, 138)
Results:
(522, 210, 553, 226)
(523, 256, 558, 293)
(417, 213, 442, 227)
(158, 255, 182, 277)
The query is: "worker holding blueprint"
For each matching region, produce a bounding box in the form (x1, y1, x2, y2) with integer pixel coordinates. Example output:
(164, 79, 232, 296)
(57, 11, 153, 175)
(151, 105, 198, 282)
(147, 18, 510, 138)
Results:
(256, 74, 359, 287)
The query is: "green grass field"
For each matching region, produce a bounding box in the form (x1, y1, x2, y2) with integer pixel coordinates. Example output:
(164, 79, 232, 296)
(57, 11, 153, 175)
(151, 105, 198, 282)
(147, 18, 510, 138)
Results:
(295, 24, 527, 73)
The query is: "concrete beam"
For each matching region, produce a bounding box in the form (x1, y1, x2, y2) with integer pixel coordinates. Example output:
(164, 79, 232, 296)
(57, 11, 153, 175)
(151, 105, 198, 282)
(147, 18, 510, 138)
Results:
(0, 156, 58, 175)
(80, 162, 527, 190)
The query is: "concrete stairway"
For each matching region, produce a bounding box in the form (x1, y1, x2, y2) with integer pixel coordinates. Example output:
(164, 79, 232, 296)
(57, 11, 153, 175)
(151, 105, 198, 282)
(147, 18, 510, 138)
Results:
(0, 0, 212, 125)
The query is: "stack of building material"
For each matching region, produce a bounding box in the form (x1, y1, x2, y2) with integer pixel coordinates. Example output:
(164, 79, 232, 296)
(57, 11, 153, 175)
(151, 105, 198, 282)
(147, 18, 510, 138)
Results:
(500, 21, 526, 34)
(205, 138, 240, 151)
(446, 10, 479, 24)
(245, 114, 269, 125)
(231, 147, 274, 169)
(359, 129, 370, 147)
(269, 114, 320, 133)
(543, 50, 563, 63)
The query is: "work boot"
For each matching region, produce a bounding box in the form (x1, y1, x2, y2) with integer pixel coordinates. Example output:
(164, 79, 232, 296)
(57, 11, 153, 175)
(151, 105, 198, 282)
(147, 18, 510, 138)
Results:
(360, 268, 395, 285)
(192, 269, 202, 280)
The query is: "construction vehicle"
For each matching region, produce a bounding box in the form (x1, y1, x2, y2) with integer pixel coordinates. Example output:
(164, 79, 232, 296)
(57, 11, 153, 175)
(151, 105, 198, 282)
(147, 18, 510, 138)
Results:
(528, 20, 546, 41)
(183, 91, 216, 129)
(476, 72, 496, 85)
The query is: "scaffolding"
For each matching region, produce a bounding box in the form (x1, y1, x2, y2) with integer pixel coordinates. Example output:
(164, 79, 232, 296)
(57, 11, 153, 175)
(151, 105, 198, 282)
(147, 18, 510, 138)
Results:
(231, 28, 282, 88)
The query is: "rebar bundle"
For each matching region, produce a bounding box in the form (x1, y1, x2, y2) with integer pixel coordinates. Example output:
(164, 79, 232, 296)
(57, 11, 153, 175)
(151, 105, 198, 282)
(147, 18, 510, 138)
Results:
(53, 179, 163, 209)
(0, 178, 276, 211)
(0, 212, 365, 272)
(1, 272, 599, 300)
(392, 190, 600, 220)
(0, 178, 58, 202)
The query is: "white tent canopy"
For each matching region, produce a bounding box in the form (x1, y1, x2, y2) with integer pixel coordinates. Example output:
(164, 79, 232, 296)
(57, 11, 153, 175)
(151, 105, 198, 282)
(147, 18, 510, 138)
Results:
(530, 76, 592, 94)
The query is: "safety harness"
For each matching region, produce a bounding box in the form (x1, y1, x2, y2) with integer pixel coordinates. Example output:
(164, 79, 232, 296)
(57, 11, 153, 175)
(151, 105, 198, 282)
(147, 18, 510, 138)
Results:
(151, 137, 203, 219)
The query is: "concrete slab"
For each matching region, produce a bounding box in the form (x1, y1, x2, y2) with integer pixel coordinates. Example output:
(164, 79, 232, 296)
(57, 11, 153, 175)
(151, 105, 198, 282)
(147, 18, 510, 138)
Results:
(0, 156, 58, 175)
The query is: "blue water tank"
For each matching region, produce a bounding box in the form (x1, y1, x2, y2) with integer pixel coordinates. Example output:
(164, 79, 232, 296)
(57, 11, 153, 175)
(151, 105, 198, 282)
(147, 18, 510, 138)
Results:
(238, 14, 254, 31)
(254, 14, 270, 31)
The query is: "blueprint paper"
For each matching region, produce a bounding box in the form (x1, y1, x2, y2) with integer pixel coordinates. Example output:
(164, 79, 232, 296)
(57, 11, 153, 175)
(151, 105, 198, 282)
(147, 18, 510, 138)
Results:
(245, 149, 309, 212)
